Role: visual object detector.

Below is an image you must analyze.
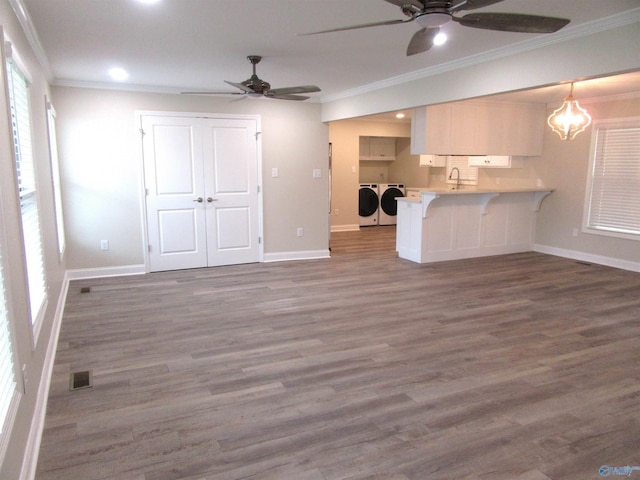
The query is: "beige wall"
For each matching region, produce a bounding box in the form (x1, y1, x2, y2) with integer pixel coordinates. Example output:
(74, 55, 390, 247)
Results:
(52, 87, 330, 269)
(534, 96, 640, 265)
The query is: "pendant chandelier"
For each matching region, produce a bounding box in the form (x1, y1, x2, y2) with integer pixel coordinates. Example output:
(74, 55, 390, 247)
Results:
(547, 82, 592, 141)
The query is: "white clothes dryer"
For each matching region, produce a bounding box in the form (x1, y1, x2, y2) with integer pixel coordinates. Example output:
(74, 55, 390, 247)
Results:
(358, 183, 379, 226)
(378, 184, 405, 225)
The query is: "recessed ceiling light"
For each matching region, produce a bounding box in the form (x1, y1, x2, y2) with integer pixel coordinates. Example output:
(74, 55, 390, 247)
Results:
(433, 32, 447, 46)
(137, 0, 161, 4)
(395, 113, 406, 119)
(108, 67, 129, 81)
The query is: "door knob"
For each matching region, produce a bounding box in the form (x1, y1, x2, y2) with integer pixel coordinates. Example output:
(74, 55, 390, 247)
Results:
(207, 197, 218, 203)
(193, 197, 203, 203)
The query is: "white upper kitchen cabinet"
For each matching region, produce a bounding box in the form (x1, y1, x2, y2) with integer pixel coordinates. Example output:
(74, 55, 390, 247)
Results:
(419, 154, 447, 167)
(360, 136, 396, 160)
(411, 100, 546, 156)
(468, 155, 524, 168)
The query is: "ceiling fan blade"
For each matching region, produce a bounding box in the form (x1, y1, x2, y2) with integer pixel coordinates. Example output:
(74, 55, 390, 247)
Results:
(264, 93, 311, 101)
(181, 91, 245, 95)
(299, 17, 412, 36)
(267, 85, 321, 96)
(225, 80, 255, 93)
(407, 27, 439, 56)
(454, 12, 570, 33)
(450, 0, 504, 12)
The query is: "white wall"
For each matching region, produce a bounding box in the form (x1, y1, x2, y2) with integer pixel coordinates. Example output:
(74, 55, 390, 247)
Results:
(52, 87, 330, 270)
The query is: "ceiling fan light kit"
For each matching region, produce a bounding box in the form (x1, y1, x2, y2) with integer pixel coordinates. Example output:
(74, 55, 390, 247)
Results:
(547, 83, 592, 141)
(301, 0, 570, 56)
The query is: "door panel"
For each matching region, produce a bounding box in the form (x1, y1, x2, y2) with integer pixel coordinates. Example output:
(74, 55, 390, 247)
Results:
(204, 119, 259, 266)
(143, 114, 260, 272)
(143, 116, 207, 272)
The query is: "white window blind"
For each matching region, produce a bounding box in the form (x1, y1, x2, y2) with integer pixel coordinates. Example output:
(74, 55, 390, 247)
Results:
(0, 236, 17, 445)
(585, 119, 640, 239)
(6, 51, 48, 324)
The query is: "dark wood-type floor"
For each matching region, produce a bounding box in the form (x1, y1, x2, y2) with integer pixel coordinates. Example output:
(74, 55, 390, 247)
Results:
(37, 226, 640, 480)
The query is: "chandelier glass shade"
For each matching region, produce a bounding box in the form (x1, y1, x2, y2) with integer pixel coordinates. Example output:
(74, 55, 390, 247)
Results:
(547, 83, 592, 141)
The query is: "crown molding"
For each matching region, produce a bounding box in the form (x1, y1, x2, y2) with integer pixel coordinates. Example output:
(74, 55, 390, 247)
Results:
(320, 7, 640, 104)
(7, 0, 53, 82)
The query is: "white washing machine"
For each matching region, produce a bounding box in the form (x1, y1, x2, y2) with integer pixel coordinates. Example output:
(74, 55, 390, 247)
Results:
(378, 184, 405, 225)
(358, 183, 379, 226)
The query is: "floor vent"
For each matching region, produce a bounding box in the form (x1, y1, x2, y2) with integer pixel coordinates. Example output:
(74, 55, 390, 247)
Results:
(80, 286, 91, 294)
(69, 370, 93, 391)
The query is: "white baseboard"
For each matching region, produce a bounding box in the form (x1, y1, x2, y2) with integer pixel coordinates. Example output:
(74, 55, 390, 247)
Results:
(65, 264, 146, 280)
(331, 224, 360, 232)
(534, 244, 640, 273)
(264, 250, 331, 263)
(20, 272, 70, 480)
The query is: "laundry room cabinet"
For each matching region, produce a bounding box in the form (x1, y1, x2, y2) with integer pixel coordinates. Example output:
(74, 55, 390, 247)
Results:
(360, 136, 396, 160)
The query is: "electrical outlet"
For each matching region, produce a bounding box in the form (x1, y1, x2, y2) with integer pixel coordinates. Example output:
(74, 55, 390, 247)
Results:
(334, 209, 339, 216)
(271, 167, 278, 178)
(100, 240, 109, 251)
(297, 227, 303, 237)
(572, 228, 579, 237)
(313, 169, 321, 178)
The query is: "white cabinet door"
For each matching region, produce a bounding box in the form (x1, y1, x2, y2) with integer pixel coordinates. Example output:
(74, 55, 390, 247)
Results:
(413, 101, 545, 156)
(419, 155, 447, 167)
(468, 155, 523, 168)
(360, 136, 396, 160)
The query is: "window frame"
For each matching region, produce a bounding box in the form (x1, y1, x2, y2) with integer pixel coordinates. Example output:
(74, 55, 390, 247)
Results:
(46, 98, 66, 258)
(4, 39, 48, 336)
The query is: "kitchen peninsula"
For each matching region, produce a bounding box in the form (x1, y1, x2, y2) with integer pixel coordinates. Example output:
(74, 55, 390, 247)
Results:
(396, 187, 552, 264)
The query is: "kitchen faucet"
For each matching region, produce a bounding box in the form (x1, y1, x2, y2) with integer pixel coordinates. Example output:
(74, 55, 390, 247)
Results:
(449, 167, 461, 188)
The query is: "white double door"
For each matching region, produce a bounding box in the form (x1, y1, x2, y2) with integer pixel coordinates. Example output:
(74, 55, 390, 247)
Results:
(141, 114, 261, 272)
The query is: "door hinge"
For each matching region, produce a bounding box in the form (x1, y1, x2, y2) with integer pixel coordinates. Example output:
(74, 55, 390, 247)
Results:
(148, 245, 152, 252)
(139, 128, 145, 137)
(258, 236, 262, 244)
(257, 185, 261, 193)
(255, 131, 261, 140)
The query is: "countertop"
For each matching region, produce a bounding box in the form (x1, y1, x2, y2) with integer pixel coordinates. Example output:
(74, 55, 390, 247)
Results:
(400, 186, 553, 199)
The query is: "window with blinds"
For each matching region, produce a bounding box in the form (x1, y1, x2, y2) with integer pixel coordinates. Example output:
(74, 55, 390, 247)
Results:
(0, 234, 18, 454)
(584, 118, 640, 240)
(6, 47, 48, 325)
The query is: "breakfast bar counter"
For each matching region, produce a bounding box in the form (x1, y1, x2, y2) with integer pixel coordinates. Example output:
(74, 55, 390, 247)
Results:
(396, 187, 553, 264)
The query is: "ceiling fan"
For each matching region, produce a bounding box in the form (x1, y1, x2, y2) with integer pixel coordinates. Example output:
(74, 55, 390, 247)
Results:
(182, 55, 321, 101)
(301, 0, 571, 56)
